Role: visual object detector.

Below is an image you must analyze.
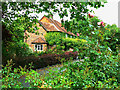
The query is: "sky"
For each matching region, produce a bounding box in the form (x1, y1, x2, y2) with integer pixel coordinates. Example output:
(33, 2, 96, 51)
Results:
(91, 0, 119, 27)
(37, 0, 120, 27)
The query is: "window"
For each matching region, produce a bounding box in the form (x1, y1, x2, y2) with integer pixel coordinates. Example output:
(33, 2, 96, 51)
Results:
(35, 44, 43, 51)
(70, 36, 72, 38)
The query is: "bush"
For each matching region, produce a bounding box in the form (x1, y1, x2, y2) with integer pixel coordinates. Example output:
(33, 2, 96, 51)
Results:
(2, 60, 24, 88)
(2, 53, 119, 88)
(62, 51, 78, 60)
(2, 59, 43, 88)
(14, 54, 60, 69)
(45, 32, 87, 52)
(2, 41, 33, 65)
(41, 53, 119, 89)
(13, 51, 78, 69)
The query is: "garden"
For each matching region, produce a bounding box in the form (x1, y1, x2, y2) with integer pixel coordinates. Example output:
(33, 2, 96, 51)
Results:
(2, 1, 120, 89)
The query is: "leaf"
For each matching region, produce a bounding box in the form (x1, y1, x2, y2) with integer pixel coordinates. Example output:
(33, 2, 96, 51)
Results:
(108, 47, 112, 52)
(106, 37, 111, 40)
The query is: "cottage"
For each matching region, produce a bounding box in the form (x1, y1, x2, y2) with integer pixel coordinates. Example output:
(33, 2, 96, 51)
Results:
(24, 16, 75, 52)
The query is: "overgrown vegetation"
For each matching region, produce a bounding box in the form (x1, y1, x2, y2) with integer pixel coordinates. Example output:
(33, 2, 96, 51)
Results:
(11, 51, 78, 69)
(2, 53, 119, 88)
(2, 1, 120, 89)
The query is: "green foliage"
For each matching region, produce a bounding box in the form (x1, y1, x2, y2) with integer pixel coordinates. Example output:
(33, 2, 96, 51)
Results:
(2, 1, 119, 89)
(65, 18, 89, 35)
(63, 37, 87, 47)
(2, 2, 105, 44)
(12, 51, 77, 69)
(103, 24, 120, 55)
(45, 32, 87, 52)
(36, 52, 119, 88)
(2, 59, 43, 88)
(2, 51, 119, 88)
(2, 41, 33, 65)
(45, 32, 65, 46)
(2, 60, 23, 88)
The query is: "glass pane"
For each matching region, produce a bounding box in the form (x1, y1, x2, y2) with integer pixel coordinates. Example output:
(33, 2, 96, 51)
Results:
(35, 44, 37, 50)
(38, 45, 40, 50)
(41, 45, 43, 50)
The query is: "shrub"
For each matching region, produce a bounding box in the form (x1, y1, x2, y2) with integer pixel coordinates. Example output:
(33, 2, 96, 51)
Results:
(2, 41, 33, 65)
(45, 32, 87, 52)
(41, 53, 119, 89)
(2, 60, 24, 88)
(13, 51, 78, 69)
(2, 59, 43, 88)
(2, 53, 119, 88)
(62, 51, 78, 60)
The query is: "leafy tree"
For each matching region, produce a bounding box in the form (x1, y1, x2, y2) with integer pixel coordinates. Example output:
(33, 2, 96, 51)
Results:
(2, 2, 106, 61)
(45, 32, 87, 53)
(2, 2, 120, 89)
(2, 2, 106, 43)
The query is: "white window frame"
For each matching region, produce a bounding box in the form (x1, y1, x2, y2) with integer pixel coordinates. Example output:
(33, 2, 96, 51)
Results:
(34, 44, 43, 51)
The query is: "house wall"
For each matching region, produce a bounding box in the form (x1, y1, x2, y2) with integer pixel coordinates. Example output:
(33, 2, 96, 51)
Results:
(24, 23, 47, 52)
(24, 16, 74, 52)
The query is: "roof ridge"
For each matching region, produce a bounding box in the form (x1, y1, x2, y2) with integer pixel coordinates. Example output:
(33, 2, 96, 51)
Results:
(40, 16, 46, 21)
(38, 21, 48, 32)
(42, 16, 67, 33)
(49, 18, 67, 33)
(39, 16, 75, 36)
(40, 22, 59, 32)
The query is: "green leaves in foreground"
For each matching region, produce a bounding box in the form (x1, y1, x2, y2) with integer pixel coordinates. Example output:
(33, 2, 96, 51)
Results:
(2, 51, 119, 88)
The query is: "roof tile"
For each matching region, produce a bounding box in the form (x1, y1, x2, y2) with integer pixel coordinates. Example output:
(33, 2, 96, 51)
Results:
(40, 16, 75, 36)
(32, 37, 47, 44)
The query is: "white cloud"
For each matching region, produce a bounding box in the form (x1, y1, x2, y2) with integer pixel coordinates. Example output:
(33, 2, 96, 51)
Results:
(91, 0, 119, 26)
